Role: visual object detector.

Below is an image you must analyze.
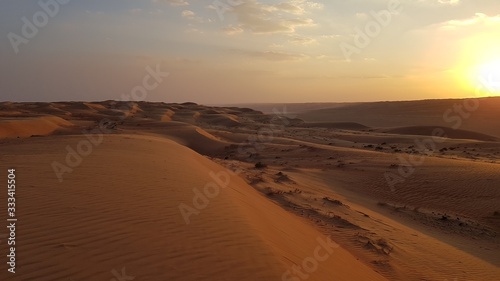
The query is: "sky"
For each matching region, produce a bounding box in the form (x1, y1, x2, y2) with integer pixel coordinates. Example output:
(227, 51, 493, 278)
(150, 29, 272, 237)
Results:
(0, 0, 499, 104)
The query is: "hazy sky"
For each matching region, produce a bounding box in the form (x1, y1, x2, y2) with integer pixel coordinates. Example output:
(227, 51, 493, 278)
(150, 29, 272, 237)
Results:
(1, 0, 499, 103)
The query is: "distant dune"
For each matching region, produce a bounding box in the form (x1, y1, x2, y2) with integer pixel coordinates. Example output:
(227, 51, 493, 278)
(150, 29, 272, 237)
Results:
(294, 97, 500, 138)
(300, 122, 370, 130)
(379, 126, 498, 142)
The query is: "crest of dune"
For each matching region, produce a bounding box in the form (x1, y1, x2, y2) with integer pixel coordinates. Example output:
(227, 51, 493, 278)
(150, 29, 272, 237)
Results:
(0, 116, 73, 138)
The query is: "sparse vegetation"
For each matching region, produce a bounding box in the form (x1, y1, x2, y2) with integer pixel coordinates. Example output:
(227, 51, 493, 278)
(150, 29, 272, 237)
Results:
(274, 171, 293, 183)
(394, 205, 406, 212)
(440, 215, 449, 221)
(323, 197, 343, 206)
(287, 188, 302, 194)
(377, 202, 388, 207)
(263, 187, 283, 196)
(254, 162, 267, 169)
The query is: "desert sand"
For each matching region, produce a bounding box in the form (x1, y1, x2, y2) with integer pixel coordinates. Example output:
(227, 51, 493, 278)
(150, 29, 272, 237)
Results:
(0, 98, 499, 280)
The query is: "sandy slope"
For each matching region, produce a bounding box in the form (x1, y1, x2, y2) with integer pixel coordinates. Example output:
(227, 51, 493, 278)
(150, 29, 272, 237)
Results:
(0, 116, 73, 138)
(0, 100, 499, 280)
(0, 134, 386, 281)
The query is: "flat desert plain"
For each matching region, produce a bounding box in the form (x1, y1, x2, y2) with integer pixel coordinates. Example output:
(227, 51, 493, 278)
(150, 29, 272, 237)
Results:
(0, 98, 499, 280)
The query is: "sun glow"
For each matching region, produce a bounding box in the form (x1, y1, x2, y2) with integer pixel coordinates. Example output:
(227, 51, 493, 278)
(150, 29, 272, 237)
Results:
(455, 35, 500, 96)
(474, 59, 500, 96)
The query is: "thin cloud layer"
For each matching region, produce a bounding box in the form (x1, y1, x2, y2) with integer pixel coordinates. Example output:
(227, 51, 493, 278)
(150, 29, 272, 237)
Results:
(224, 0, 320, 34)
(164, 0, 189, 6)
(230, 49, 307, 61)
(441, 13, 500, 29)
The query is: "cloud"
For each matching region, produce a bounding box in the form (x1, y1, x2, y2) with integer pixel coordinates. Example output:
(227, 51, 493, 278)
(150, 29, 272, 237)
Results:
(273, 2, 305, 15)
(231, 49, 307, 62)
(157, 0, 189, 7)
(289, 36, 317, 45)
(439, 13, 500, 29)
(436, 0, 459, 5)
(182, 10, 195, 17)
(181, 9, 203, 22)
(416, 0, 460, 6)
(222, 25, 244, 35)
(226, 0, 321, 34)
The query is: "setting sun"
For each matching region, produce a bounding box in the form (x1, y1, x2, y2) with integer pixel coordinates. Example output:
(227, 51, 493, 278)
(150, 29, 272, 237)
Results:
(475, 59, 500, 95)
(454, 34, 500, 96)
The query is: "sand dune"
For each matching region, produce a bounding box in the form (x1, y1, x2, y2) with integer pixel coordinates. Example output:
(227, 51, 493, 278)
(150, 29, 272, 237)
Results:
(379, 126, 498, 142)
(300, 122, 369, 130)
(155, 122, 229, 155)
(296, 97, 500, 138)
(194, 113, 241, 127)
(0, 100, 498, 280)
(160, 109, 176, 122)
(0, 116, 73, 138)
(0, 135, 387, 281)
